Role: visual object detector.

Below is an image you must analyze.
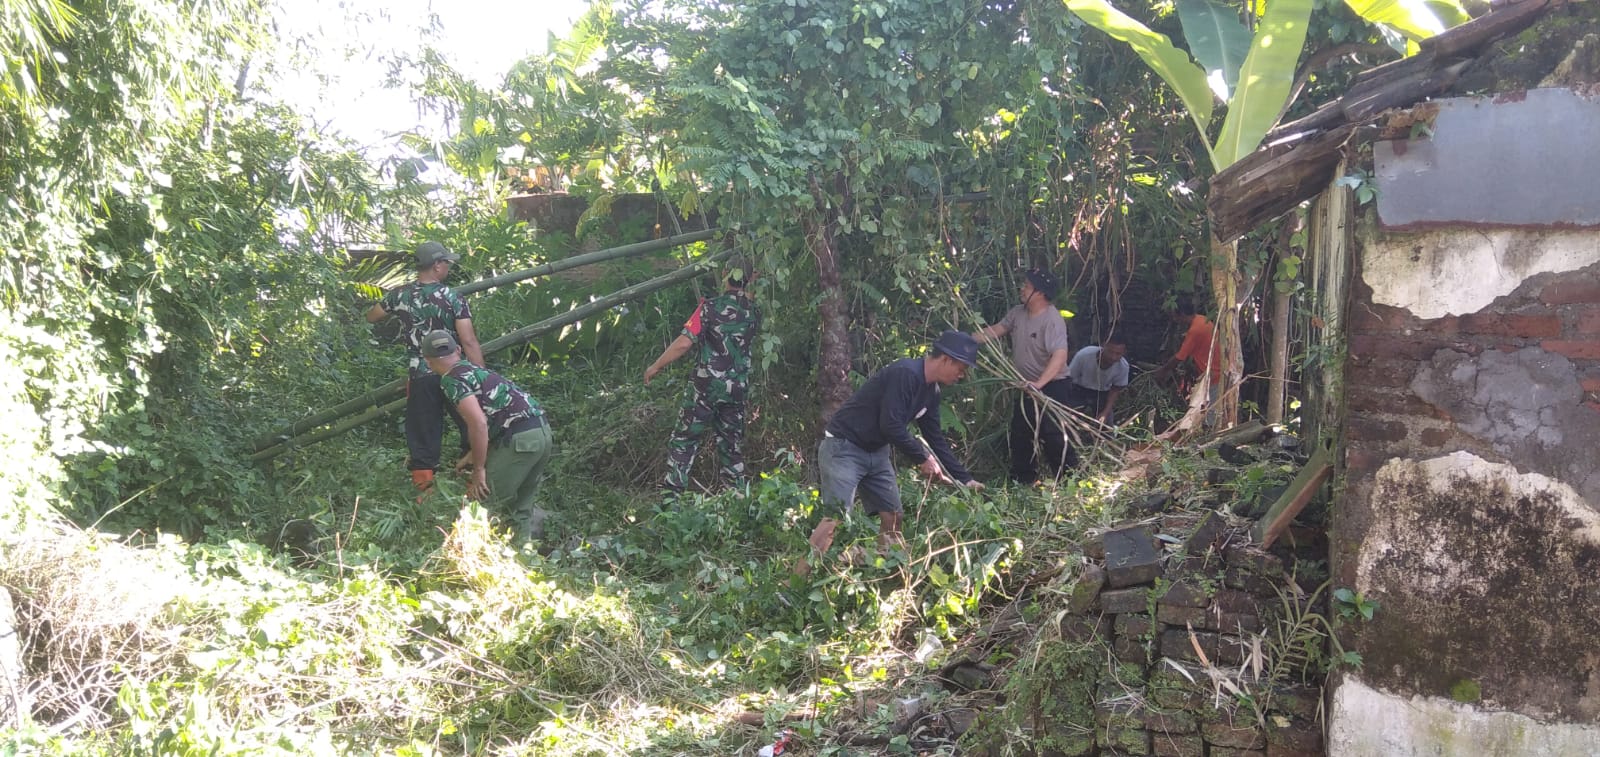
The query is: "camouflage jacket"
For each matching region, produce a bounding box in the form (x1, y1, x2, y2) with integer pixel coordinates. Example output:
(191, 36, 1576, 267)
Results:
(380, 282, 472, 377)
(681, 290, 760, 403)
(440, 361, 545, 436)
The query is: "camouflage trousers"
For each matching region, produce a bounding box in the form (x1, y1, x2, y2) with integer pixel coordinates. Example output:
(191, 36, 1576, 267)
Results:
(664, 391, 747, 494)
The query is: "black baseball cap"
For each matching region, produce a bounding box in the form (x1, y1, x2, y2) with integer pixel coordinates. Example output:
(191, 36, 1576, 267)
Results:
(421, 329, 460, 358)
(1024, 268, 1060, 300)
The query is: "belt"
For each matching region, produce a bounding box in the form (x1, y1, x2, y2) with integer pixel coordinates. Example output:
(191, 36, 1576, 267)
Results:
(492, 415, 544, 444)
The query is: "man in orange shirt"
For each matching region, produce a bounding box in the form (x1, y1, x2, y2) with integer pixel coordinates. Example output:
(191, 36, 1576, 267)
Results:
(1154, 298, 1220, 405)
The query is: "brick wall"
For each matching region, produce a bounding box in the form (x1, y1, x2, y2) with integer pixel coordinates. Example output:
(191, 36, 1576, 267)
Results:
(1330, 229, 1600, 748)
(1345, 265, 1600, 455)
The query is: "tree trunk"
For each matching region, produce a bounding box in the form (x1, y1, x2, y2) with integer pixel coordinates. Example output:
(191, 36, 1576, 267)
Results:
(1266, 222, 1296, 425)
(1209, 235, 1243, 428)
(807, 208, 852, 422)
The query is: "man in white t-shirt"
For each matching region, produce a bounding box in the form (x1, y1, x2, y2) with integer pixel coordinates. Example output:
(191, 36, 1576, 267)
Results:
(975, 268, 1073, 483)
(1067, 334, 1130, 424)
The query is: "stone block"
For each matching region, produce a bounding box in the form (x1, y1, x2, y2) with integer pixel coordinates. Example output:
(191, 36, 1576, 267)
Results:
(1163, 554, 1219, 580)
(1214, 634, 1250, 666)
(1151, 733, 1206, 757)
(1061, 612, 1112, 643)
(1130, 491, 1173, 515)
(1213, 612, 1263, 634)
(1066, 562, 1106, 614)
(1203, 715, 1267, 749)
(1044, 727, 1096, 756)
(1098, 662, 1148, 693)
(1266, 746, 1324, 757)
(1208, 749, 1266, 757)
(1115, 612, 1154, 638)
(1156, 604, 1209, 628)
(1269, 685, 1322, 720)
(1084, 533, 1106, 561)
(1137, 707, 1197, 734)
(1224, 566, 1279, 595)
(1157, 580, 1210, 608)
(1161, 513, 1201, 534)
(1211, 589, 1264, 615)
(1265, 716, 1323, 751)
(1159, 629, 1221, 664)
(1101, 587, 1150, 615)
(1182, 511, 1226, 556)
(1114, 634, 1151, 664)
(1149, 669, 1206, 710)
(1105, 526, 1162, 588)
(1101, 725, 1151, 755)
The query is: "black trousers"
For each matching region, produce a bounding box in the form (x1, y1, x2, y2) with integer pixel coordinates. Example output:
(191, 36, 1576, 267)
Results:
(405, 372, 468, 471)
(1008, 377, 1077, 483)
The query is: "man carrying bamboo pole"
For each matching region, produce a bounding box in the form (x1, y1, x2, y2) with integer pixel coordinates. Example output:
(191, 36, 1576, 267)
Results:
(974, 268, 1075, 484)
(365, 241, 485, 491)
(422, 330, 554, 542)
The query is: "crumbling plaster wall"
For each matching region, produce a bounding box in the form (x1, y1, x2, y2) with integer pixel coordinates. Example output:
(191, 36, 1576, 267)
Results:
(1330, 88, 1600, 755)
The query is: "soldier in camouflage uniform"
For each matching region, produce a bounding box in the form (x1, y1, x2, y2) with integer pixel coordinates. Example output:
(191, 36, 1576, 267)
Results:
(422, 329, 555, 541)
(365, 241, 485, 491)
(644, 263, 761, 496)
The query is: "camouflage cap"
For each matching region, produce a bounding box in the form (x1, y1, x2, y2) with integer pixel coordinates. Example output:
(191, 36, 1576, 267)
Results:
(415, 241, 460, 267)
(421, 329, 460, 358)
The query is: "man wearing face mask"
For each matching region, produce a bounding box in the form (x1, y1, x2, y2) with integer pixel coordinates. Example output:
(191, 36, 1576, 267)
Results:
(975, 268, 1074, 484)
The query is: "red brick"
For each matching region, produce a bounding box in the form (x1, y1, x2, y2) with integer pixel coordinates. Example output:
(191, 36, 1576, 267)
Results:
(1586, 401, 1600, 415)
(1420, 427, 1454, 447)
(1581, 377, 1600, 395)
(1349, 335, 1446, 360)
(1348, 302, 1415, 334)
(1576, 308, 1600, 335)
(1267, 747, 1324, 757)
(1540, 277, 1600, 305)
(1346, 417, 1408, 443)
(1348, 357, 1416, 388)
(1344, 449, 1384, 473)
(1543, 340, 1600, 360)
(1348, 390, 1448, 419)
(1459, 312, 1561, 338)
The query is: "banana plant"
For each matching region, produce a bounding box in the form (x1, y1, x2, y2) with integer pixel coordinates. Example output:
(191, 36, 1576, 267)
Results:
(1061, 0, 1465, 427)
(1062, 0, 1470, 171)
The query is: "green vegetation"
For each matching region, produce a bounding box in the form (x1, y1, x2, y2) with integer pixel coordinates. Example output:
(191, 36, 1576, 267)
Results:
(0, 0, 1423, 751)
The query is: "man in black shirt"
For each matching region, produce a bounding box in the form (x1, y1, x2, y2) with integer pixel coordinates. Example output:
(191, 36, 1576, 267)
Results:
(803, 331, 987, 573)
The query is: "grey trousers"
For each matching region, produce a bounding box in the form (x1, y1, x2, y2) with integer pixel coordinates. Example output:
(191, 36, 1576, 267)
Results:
(818, 436, 902, 515)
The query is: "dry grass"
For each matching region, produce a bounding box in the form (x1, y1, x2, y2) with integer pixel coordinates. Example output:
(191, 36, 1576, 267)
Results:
(0, 519, 191, 731)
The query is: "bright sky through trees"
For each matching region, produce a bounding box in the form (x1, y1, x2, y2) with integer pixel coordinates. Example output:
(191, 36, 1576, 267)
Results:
(274, 0, 590, 154)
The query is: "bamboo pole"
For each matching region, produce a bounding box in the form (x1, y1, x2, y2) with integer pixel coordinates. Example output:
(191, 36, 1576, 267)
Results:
(251, 251, 733, 462)
(251, 229, 720, 452)
(452, 228, 718, 297)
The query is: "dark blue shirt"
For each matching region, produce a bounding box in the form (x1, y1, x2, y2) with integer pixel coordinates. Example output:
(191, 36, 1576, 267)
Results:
(824, 358, 973, 483)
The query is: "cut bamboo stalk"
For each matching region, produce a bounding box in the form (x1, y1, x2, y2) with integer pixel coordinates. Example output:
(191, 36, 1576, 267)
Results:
(252, 230, 720, 452)
(252, 251, 732, 461)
